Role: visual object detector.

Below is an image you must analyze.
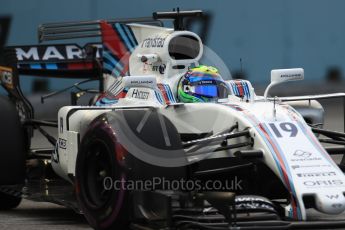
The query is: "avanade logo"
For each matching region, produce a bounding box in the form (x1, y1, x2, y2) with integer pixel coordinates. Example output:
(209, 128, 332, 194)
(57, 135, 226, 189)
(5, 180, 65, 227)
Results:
(291, 150, 321, 162)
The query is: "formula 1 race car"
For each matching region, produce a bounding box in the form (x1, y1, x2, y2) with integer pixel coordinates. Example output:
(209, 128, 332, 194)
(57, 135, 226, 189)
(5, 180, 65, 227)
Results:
(2, 9, 345, 230)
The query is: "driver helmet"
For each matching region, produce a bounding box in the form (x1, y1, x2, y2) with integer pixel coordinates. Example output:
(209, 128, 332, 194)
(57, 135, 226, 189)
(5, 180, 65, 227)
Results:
(177, 65, 229, 103)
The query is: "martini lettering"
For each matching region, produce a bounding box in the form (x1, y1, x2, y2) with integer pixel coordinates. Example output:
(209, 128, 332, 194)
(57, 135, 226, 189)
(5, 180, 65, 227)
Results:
(15, 44, 102, 61)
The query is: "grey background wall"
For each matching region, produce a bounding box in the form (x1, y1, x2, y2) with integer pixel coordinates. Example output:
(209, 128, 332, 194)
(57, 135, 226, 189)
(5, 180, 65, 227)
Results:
(1, 0, 345, 92)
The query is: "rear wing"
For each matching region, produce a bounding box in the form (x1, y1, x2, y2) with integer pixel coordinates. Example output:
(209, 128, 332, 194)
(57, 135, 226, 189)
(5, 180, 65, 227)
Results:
(38, 17, 162, 42)
(3, 10, 205, 80)
(4, 17, 162, 78)
(37, 10, 201, 42)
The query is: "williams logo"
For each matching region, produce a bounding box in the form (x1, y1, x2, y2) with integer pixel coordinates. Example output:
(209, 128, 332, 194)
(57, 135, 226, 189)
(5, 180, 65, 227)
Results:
(58, 138, 67, 149)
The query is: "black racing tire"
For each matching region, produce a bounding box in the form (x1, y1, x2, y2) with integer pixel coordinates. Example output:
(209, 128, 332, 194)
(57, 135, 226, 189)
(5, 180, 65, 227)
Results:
(0, 192, 21, 210)
(0, 96, 26, 186)
(76, 119, 130, 230)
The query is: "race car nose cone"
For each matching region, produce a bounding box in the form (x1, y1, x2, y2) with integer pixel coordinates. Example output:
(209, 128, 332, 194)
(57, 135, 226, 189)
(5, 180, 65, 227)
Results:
(315, 192, 345, 215)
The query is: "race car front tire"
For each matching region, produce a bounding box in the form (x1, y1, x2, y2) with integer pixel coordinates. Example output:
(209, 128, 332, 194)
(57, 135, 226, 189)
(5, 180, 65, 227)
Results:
(75, 119, 130, 230)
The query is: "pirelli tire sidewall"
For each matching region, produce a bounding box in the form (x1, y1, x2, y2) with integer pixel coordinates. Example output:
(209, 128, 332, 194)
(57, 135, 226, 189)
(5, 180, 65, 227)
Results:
(0, 96, 26, 185)
(75, 118, 129, 230)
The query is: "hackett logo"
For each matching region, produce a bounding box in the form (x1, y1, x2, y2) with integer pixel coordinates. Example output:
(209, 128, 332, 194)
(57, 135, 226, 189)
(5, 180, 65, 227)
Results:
(131, 89, 150, 100)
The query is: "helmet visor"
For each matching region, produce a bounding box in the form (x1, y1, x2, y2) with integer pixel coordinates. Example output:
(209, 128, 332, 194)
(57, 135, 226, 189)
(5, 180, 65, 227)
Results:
(184, 74, 230, 99)
(188, 83, 229, 98)
(193, 85, 218, 97)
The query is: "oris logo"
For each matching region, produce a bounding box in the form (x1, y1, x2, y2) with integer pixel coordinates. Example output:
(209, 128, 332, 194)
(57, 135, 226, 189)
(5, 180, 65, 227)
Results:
(303, 180, 344, 187)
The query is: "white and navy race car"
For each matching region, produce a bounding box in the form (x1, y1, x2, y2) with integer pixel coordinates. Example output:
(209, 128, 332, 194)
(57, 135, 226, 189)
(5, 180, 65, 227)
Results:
(1, 10, 345, 230)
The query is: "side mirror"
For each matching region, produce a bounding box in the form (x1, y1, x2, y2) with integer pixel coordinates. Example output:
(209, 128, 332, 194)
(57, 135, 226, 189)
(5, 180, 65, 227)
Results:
(264, 68, 304, 98)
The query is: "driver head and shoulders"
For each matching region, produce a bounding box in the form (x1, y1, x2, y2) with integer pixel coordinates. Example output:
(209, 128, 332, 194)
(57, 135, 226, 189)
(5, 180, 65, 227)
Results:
(177, 65, 254, 103)
(177, 65, 229, 103)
